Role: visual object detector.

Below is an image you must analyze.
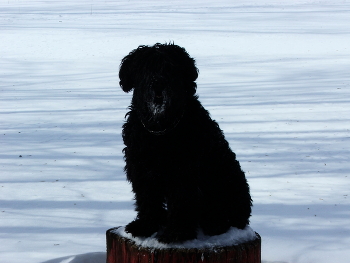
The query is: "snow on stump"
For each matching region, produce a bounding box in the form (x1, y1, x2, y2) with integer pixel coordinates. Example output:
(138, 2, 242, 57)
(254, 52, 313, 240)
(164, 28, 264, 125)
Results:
(106, 226, 261, 263)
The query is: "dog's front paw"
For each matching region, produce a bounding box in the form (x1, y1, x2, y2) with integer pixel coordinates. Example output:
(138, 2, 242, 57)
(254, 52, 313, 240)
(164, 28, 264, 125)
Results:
(125, 219, 158, 238)
(156, 227, 197, 244)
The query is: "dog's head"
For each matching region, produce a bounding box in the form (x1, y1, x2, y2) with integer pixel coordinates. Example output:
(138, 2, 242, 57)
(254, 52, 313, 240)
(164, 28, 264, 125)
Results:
(119, 43, 198, 134)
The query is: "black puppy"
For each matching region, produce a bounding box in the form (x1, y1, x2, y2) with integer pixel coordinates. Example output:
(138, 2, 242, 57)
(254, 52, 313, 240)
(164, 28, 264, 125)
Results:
(119, 43, 252, 244)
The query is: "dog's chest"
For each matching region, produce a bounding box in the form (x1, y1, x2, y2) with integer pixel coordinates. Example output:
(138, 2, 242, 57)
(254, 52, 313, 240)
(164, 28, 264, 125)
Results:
(137, 132, 199, 173)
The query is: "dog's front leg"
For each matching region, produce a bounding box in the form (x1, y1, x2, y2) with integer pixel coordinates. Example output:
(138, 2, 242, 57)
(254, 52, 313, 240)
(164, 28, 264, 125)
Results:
(156, 183, 199, 243)
(125, 178, 167, 238)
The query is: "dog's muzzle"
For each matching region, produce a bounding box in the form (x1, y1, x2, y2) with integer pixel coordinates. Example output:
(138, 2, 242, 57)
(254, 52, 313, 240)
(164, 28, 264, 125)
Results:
(149, 79, 167, 116)
(149, 93, 166, 116)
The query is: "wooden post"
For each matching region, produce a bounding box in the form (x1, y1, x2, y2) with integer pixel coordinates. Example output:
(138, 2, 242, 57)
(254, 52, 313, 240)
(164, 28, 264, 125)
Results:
(106, 227, 261, 263)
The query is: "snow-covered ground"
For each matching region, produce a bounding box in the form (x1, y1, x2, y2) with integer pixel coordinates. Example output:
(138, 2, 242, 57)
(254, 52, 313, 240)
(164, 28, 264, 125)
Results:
(1, 1, 349, 262)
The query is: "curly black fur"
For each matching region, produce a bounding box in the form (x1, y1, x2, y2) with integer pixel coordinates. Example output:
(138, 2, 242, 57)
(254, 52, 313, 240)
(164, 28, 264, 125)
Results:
(119, 43, 252, 244)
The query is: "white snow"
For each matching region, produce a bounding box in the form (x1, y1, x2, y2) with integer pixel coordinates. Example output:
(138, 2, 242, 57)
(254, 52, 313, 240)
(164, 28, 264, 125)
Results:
(1, 0, 350, 263)
(112, 226, 258, 249)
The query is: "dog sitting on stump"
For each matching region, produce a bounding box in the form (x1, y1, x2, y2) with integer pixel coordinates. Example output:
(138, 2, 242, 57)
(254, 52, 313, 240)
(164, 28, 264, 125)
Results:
(119, 43, 252, 244)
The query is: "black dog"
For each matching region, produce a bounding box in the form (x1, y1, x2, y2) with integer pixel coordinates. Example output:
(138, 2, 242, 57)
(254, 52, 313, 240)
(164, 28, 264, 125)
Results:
(119, 43, 252, 244)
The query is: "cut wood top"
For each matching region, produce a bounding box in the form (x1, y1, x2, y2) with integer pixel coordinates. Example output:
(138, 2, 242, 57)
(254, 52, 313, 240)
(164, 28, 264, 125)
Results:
(111, 226, 258, 250)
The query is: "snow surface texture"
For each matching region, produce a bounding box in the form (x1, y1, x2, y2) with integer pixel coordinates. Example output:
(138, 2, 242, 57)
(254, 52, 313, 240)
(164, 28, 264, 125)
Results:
(1, 0, 350, 263)
(113, 226, 257, 249)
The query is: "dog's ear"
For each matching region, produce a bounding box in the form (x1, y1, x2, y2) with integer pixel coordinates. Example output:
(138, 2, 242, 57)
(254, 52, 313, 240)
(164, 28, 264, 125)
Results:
(119, 45, 152, 92)
(167, 44, 198, 82)
(183, 57, 198, 96)
(168, 44, 199, 96)
(185, 56, 199, 96)
(119, 52, 135, 93)
(185, 54, 199, 83)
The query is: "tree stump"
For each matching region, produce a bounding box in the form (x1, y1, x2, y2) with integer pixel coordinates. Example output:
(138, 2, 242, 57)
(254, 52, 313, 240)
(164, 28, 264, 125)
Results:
(106, 227, 261, 263)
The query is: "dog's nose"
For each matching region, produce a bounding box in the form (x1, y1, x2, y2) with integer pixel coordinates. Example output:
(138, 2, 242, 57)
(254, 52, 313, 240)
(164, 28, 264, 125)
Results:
(152, 82, 165, 101)
(153, 82, 163, 93)
(154, 92, 163, 105)
(155, 92, 163, 99)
